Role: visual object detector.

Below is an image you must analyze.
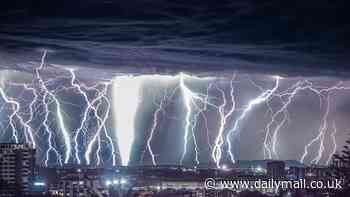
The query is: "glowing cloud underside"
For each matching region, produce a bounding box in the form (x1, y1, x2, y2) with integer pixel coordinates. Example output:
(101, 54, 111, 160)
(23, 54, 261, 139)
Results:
(112, 76, 143, 166)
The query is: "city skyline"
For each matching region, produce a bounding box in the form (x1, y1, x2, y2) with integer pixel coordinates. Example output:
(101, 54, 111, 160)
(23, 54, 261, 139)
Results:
(1, 142, 343, 197)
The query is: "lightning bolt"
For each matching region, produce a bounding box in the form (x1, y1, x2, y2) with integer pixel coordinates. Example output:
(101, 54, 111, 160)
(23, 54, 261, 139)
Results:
(100, 95, 117, 166)
(180, 73, 193, 165)
(0, 82, 37, 149)
(212, 76, 236, 168)
(226, 76, 280, 163)
(300, 93, 331, 164)
(146, 93, 167, 166)
(36, 51, 71, 165)
(263, 82, 309, 160)
(68, 68, 91, 165)
(326, 120, 337, 165)
(179, 73, 216, 165)
(310, 93, 331, 164)
(261, 80, 322, 161)
(5, 82, 41, 149)
(80, 82, 117, 166)
(41, 84, 63, 166)
(67, 68, 109, 165)
(93, 99, 104, 166)
(190, 107, 204, 166)
(270, 109, 289, 159)
(0, 87, 20, 143)
(22, 84, 38, 149)
(85, 82, 113, 166)
(299, 82, 350, 164)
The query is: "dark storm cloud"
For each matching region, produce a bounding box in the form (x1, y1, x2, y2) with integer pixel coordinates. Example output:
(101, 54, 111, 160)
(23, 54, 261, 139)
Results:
(0, 0, 349, 78)
(0, 18, 348, 79)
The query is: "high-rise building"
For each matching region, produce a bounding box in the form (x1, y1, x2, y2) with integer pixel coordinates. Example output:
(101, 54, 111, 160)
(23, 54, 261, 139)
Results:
(288, 166, 306, 180)
(47, 167, 109, 197)
(267, 161, 285, 179)
(0, 143, 36, 197)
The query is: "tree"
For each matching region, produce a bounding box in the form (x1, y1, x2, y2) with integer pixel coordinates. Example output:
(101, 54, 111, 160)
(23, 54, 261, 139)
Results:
(332, 138, 350, 196)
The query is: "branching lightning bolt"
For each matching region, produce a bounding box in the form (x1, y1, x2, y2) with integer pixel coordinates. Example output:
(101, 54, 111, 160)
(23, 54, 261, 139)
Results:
(36, 51, 71, 165)
(179, 73, 217, 165)
(212, 76, 236, 168)
(226, 76, 280, 163)
(147, 93, 167, 166)
(300, 93, 331, 164)
(84, 82, 113, 166)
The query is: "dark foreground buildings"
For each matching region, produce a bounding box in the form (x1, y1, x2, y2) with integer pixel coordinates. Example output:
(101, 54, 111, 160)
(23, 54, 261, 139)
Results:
(267, 161, 285, 179)
(0, 143, 36, 197)
(0, 143, 345, 197)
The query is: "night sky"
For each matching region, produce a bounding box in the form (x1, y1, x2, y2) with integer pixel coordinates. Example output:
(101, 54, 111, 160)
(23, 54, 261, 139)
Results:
(0, 0, 349, 167)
